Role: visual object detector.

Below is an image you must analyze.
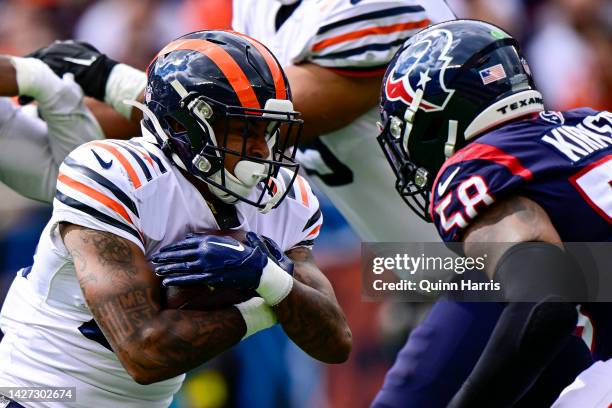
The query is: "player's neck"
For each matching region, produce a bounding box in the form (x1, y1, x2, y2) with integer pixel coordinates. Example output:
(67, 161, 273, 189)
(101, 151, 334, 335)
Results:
(178, 167, 228, 208)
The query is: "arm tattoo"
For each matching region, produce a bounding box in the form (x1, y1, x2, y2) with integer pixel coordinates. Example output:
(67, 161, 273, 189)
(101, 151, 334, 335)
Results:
(84, 282, 244, 376)
(463, 196, 561, 276)
(274, 247, 351, 363)
(65, 225, 246, 382)
(77, 229, 138, 279)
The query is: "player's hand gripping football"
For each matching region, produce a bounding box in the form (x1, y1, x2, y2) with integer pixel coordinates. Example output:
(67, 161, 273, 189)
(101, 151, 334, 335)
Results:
(153, 232, 295, 306)
(23, 40, 118, 101)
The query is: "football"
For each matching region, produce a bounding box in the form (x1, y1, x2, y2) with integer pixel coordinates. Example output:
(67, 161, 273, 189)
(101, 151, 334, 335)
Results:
(162, 229, 257, 311)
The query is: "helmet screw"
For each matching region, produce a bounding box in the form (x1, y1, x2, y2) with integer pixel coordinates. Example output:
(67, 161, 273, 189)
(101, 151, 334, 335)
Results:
(414, 168, 429, 188)
(390, 116, 403, 139)
(193, 155, 211, 173)
(201, 105, 212, 119)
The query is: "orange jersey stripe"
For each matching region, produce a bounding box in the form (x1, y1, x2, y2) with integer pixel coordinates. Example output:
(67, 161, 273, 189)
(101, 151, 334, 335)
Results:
(312, 19, 431, 52)
(91, 142, 142, 189)
(58, 173, 135, 227)
(116, 141, 155, 167)
(296, 175, 309, 207)
(155, 38, 261, 109)
(306, 224, 321, 238)
(231, 31, 287, 100)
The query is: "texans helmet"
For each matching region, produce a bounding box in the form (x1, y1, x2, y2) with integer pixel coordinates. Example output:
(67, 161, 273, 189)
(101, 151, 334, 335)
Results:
(377, 19, 543, 221)
(130, 30, 302, 213)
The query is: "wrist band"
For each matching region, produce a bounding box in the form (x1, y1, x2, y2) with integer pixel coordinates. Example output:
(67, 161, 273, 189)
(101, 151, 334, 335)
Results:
(104, 63, 146, 120)
(256, 259, 294, 306)
(235, 297, 277, 339)
(10, 57, 65, 104)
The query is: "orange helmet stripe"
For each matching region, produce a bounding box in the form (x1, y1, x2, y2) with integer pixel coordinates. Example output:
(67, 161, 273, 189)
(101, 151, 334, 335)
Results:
(154, 38, 261, 109)
(231, 32, 287, 100)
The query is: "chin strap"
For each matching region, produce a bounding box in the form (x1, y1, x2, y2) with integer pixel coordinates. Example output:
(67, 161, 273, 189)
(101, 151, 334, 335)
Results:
(444, 120, 458, 158)
(123, 99, 168, 142)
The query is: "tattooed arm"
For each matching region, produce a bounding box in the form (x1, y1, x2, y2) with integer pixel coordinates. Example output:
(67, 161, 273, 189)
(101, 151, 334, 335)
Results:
(61, 223, 246, 385)
(273, 246, 352, 363)
(462, 195, 561, 276)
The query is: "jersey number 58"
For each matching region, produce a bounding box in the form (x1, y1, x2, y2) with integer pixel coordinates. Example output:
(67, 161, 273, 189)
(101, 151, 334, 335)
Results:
(434, 176, 494, 232)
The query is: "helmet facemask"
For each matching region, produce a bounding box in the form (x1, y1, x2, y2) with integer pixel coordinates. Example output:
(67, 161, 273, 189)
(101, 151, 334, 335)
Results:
(377, 115, 431, 221)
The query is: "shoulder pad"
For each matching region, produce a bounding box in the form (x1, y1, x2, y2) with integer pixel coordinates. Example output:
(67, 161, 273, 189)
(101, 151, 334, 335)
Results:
(430, 142, 533, 242)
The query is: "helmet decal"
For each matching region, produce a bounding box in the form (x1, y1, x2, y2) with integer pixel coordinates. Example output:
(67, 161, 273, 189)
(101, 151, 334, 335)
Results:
(385, 29, 455, 113)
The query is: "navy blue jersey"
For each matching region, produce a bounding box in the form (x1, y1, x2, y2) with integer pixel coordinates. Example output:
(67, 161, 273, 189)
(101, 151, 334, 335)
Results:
(430, 108, 612, 242)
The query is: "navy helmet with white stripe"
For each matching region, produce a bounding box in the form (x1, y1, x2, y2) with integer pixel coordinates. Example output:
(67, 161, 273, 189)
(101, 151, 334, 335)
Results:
(377, 19, 543, 221)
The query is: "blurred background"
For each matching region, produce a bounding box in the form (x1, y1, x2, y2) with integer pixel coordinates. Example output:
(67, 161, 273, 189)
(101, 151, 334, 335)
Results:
(0, 0, 610, 407)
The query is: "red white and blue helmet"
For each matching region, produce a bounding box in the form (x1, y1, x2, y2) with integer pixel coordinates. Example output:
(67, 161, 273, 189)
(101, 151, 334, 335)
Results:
(378, 20, 543, 221)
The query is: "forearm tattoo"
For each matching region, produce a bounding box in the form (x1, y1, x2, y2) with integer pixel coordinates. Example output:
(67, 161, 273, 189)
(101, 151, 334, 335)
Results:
(65, 226, 245, 380)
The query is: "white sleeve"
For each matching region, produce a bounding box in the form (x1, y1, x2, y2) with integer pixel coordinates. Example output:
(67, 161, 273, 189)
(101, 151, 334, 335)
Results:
(306, 0, 454, 75)
(11, 57, 104, 166)
(0, 58, 104, 203)
(0, 98, 58, 202)
(231, 0, 246, 33)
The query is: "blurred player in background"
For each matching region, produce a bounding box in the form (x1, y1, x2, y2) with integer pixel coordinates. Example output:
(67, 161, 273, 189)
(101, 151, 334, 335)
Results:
(374, 19, 611, 407)
(0, 55, 104, 203)
(231, 0, 456, 242)
(0, 31, 351, 407)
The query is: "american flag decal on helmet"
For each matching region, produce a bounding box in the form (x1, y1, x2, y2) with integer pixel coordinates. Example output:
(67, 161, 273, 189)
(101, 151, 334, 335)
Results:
(479, 63, 507, 85)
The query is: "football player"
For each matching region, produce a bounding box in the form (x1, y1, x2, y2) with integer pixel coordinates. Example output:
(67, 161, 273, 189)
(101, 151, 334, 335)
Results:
(0, 31, 351, 408)
(374, 19, 611, 407)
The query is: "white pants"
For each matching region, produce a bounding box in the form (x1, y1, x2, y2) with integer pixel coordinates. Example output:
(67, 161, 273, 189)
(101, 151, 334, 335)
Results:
(552, 359, 612, 407)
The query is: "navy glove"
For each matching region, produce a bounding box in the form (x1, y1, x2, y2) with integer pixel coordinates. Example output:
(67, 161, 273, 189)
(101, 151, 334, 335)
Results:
(22, 40, 118, 103)
(153, 232, 294, 305)
(244, 233, 294, 276)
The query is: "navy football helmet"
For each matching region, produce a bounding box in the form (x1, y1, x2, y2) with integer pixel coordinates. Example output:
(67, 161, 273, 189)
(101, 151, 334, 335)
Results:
(130, 30, 302, 213)
(378, 20, 543, 221)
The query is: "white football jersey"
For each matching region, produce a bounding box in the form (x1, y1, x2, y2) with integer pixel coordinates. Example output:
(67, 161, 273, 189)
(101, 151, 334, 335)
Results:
(0, 137, 322, 408)
(233, 0, 455, 241)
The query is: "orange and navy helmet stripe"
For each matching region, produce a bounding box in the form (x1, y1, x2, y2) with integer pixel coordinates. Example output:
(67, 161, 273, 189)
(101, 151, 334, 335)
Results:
(231, 31, 288, 100)
(150, 31, 288, 110)
(154, 38, 261, 109)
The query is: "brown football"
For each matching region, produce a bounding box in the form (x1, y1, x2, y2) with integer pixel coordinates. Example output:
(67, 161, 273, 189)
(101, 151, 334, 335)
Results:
(162, 229, 257, 311)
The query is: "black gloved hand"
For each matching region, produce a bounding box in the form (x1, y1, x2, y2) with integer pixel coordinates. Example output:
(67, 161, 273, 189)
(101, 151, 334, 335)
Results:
(22, 40, 118, 102)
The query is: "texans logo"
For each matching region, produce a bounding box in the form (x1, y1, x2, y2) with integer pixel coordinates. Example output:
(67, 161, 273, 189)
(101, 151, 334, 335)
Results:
(385, 29, 455, 112)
